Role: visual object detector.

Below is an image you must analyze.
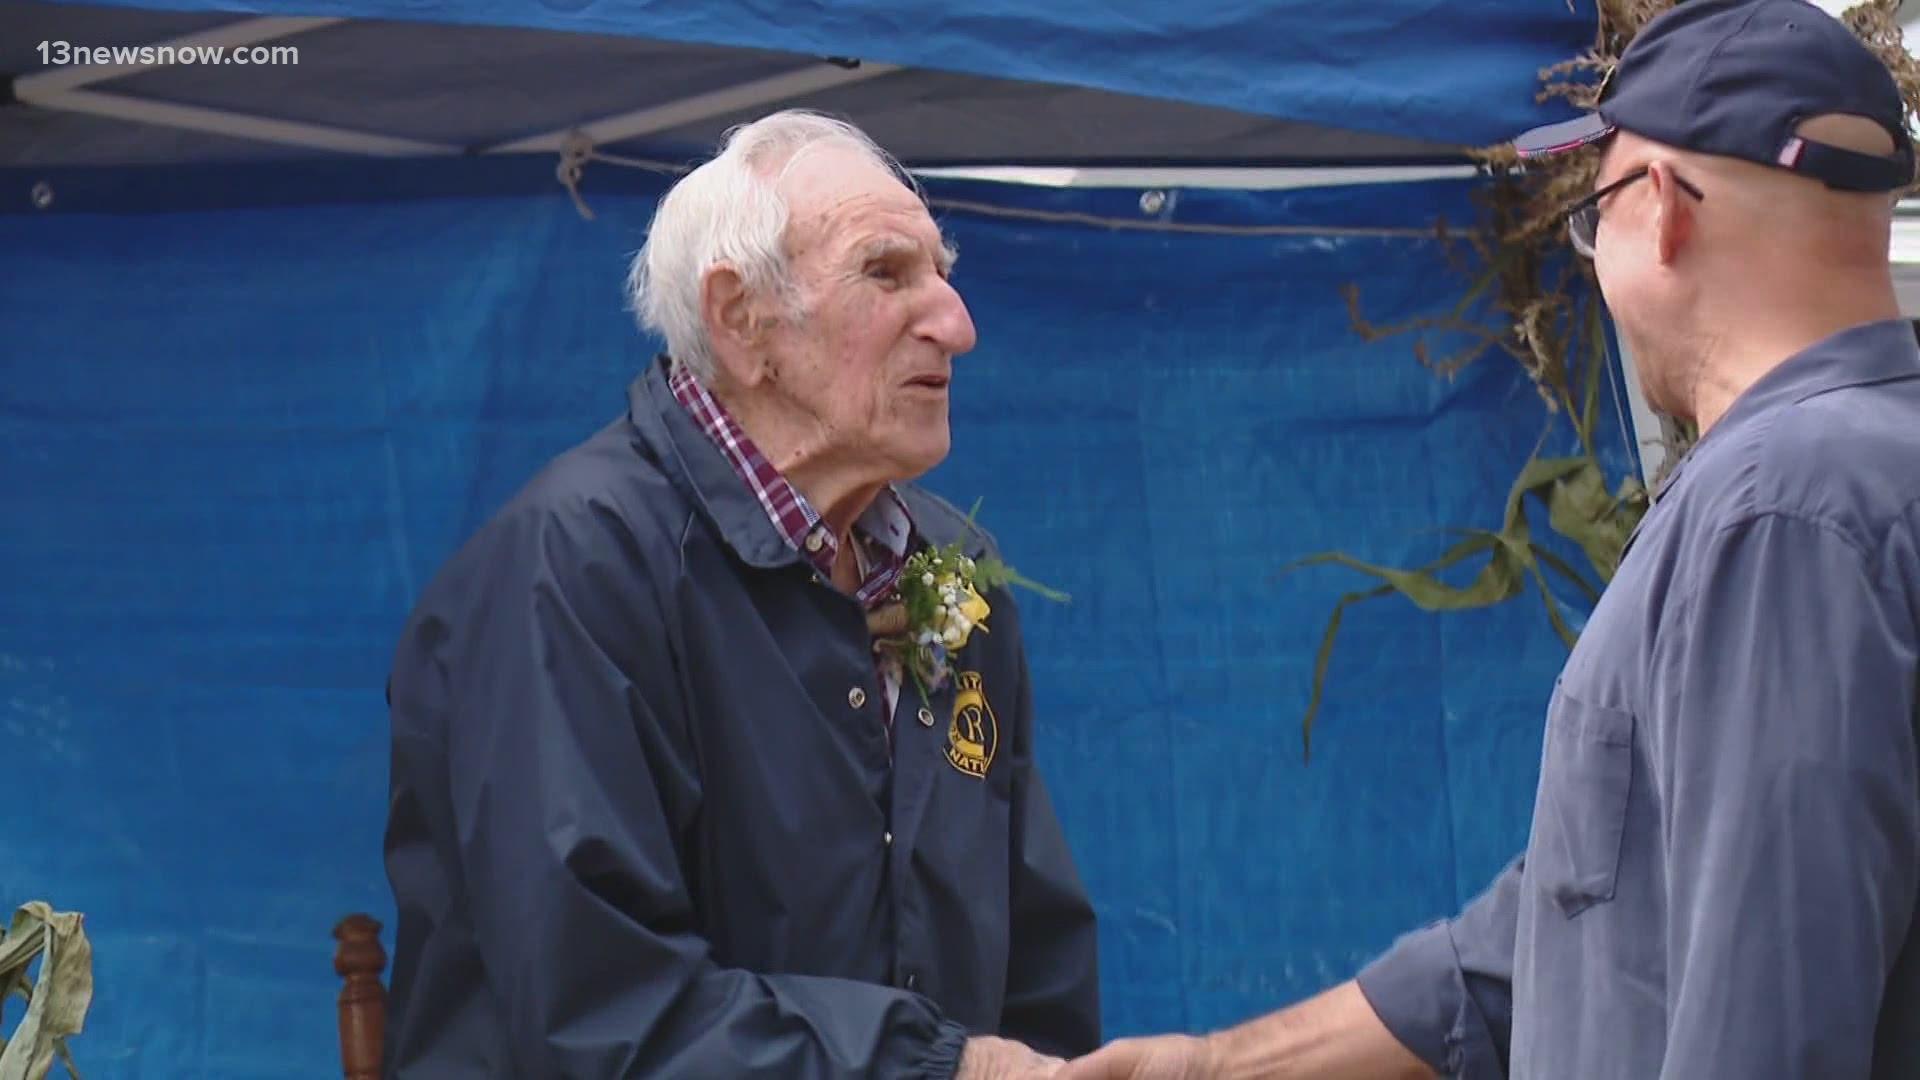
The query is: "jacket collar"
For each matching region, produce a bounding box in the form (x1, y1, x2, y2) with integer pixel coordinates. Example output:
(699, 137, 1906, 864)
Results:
(625, 355, 804, 570)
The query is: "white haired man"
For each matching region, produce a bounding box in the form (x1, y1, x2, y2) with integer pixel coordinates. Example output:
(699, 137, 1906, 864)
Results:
(381, 110, 1100, 1077)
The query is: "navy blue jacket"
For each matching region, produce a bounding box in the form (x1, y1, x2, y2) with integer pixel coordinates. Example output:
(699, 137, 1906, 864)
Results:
(381, 356, 1100, 1077)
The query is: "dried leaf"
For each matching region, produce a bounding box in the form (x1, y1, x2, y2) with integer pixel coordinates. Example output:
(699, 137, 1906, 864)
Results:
(1299, 582, 1395, 762)
(1529, 541, 1602, 607)
(1282, 441, 1610, 757)
(0, 903, 92, 1080)
(1291, 0, 1919, 757)
(1285, 531, 1515, 760)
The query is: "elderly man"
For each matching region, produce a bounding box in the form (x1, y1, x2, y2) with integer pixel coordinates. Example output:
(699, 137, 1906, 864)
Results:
(1063, 2, 1920, 1078)
(381, 109, 1100, 1077)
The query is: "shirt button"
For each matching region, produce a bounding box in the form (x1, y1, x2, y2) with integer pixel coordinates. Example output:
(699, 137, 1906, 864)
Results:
(848, 686, 867, 709)
(804, 531, 825, 552)
(883, 831, 893, 846)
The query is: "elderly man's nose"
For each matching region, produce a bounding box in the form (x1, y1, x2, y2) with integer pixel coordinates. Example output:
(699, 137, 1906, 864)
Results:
(923, 280, 977, 355)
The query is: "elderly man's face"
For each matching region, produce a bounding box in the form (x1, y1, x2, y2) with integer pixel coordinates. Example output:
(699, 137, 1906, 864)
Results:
(761, 148, 977, 480)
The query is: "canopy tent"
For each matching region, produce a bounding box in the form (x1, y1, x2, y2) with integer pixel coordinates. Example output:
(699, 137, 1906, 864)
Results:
(0, 2, 1650, 1077)
(5, 0, 1596, 175)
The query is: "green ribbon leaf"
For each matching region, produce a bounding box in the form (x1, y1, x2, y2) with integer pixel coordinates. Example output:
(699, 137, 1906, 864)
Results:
(1285, 530, 1515, 760)
(1281, 419, 1651, 759)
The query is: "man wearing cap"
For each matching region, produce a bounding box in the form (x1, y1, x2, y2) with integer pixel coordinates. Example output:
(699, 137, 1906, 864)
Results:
(1060, 1, 1920, 1077)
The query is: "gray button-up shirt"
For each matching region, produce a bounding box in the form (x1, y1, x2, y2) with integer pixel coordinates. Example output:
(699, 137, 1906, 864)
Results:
(1357, 318, 1920, 1079)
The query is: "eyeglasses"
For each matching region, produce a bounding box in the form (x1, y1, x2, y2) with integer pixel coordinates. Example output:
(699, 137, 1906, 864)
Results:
(1565, 167, 1706, 257)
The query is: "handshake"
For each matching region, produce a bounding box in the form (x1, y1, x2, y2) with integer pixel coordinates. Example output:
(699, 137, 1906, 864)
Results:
(959, 1033, 1214, 1080)
(958, 980, 1433, 1080)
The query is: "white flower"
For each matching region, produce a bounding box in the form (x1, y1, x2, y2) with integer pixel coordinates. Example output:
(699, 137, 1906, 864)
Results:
(934, 604, 947, 619)
(943, 626, 964, 646)
(922, 572, 936, 586)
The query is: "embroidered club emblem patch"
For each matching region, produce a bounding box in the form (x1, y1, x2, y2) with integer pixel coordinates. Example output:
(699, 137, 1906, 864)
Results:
(944, 671, 998, 779)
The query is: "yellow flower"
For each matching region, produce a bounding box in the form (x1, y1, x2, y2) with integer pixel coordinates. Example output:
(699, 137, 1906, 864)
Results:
(956, 585, 990, 628)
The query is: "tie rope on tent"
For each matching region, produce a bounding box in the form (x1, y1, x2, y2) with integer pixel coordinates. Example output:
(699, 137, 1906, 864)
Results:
(549, 132, 1449, 239)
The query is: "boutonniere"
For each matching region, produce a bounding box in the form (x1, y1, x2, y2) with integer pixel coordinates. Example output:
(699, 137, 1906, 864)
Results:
(868, 502, 1068, 709)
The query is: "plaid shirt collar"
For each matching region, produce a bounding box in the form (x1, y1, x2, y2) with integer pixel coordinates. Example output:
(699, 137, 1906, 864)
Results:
(668, 358, 912, 609)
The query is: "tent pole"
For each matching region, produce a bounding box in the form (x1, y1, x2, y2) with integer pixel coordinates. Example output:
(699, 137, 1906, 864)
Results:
(15, 16, 461, 156)
(14, 86, 461, 156)
(481, 62, 903, 154)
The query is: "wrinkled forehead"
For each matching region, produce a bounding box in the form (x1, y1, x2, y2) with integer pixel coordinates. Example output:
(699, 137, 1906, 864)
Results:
(778, 149, 948, 260)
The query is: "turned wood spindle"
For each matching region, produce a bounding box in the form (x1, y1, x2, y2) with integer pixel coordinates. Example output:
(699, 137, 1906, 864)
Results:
(333, 914, 387, 1080)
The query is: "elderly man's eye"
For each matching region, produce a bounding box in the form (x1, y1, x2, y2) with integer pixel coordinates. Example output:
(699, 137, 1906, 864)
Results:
(865, 261, 901, 285)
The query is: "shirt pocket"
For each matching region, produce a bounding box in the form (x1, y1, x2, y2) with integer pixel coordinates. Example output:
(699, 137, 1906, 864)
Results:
(1533, 682, 1637, 919)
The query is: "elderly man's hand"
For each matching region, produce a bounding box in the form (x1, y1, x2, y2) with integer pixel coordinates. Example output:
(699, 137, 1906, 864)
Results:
(957, 1035, 1067, 1079)
(1053, 1034, 1218, 1080)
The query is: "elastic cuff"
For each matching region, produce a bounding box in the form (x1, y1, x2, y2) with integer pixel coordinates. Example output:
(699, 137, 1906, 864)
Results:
(915, 1018, 970, 1080)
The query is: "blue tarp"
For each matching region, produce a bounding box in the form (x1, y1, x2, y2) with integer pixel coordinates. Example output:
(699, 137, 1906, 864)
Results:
(0, 163, 1636, 1075)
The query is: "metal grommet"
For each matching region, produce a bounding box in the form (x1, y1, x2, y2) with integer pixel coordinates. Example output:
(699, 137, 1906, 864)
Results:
(1138, 189, 1167, 215)
(848, 686, 867, 709)
(917, 707, 935, 727)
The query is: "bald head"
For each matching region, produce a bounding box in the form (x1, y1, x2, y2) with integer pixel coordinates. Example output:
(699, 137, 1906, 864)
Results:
(1586, 114, 1903, 432)
(1604, 114, 1898, 268)
(1505, 0, 1911, 432)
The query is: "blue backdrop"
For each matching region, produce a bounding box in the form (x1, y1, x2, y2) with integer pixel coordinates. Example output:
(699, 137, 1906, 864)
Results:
(0, 166, 1633, 1075)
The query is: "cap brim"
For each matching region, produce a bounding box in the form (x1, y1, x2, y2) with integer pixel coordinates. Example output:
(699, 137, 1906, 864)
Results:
(1512, 113, 1616, 159)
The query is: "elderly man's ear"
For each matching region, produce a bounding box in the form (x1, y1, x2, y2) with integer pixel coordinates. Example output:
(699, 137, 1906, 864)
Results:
(701, 264, 772, 387)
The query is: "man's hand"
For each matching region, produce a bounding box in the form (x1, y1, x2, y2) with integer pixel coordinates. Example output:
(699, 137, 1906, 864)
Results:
(1054, 1034, 1216, 1080)
(1055, 981, 1430, 1080)
(958, 1035, 1067, 1079)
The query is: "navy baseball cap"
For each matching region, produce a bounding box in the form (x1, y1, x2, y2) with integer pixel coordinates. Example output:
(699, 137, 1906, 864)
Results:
(1512, 0, 1914, 192)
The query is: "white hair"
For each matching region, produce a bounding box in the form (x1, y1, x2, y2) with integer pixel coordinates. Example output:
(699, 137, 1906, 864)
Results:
(626, 109, 916, 383)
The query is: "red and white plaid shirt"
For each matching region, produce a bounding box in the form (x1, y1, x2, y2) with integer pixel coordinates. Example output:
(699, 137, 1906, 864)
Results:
(669, 359, 914, 717)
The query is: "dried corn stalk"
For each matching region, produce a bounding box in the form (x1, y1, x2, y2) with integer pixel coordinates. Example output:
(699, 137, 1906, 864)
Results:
(1290, 0, 1917, 759)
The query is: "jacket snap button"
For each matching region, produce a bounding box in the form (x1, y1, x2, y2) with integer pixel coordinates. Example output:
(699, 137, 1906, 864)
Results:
(917, 707, 935, 727)
(848, 686, 867, 709)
